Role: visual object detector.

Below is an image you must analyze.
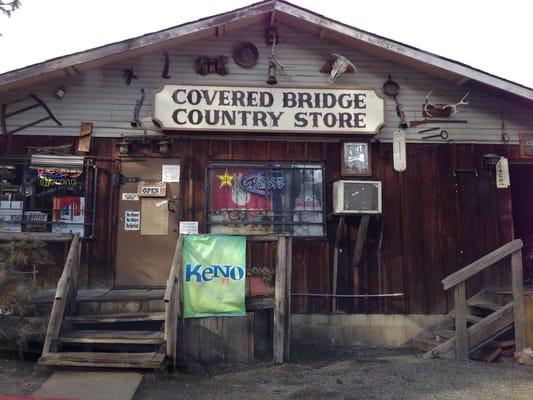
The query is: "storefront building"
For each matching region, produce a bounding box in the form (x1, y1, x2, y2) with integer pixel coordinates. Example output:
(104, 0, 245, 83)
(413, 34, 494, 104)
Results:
(1, 0, 532, 348)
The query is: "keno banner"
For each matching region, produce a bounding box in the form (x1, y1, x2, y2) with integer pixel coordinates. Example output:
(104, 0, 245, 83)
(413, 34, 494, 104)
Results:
(182, 235, 246, 318)
(153, 84, 385, 134)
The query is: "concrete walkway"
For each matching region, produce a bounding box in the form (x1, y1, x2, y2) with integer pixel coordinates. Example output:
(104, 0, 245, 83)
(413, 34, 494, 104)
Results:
(32, 371, 143, 400)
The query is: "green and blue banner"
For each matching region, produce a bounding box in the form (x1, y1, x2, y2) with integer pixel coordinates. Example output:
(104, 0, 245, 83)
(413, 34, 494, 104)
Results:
(182, 235, 246, 318)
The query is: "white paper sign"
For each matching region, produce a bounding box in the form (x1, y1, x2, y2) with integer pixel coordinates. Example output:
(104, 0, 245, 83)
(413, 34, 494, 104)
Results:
(179, 221, 198, 235)
(125, 210, 141, 231)
(496, 157, 511, 188)
(162, 164, 180, 182)
(122, 193, 139, 201)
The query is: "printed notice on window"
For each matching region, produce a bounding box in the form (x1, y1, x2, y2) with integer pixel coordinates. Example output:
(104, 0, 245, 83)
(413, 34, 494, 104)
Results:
(162, 164, 180, 182)
(179, 221, 198, 235)
(125, 210, 141, 231)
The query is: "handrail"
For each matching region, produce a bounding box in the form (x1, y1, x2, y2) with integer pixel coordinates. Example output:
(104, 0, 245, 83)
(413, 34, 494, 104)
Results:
(164, 235, 183, 367)
(42, 233, 81, 355)
(438, 238, 525, 360)
(442, 239, 523, 290)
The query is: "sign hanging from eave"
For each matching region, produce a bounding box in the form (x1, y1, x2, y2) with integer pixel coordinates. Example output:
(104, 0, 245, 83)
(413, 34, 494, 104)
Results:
(152, 84, 385, 135)
(496, 157, 511, 188)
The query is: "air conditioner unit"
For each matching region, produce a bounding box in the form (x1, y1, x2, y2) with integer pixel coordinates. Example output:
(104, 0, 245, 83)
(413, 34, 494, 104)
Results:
(332, 180, 382, 214)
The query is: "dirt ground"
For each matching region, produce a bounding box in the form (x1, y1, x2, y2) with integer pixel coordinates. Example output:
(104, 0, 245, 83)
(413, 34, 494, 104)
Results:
(135, 346, 533, 400)
(3, 346, 533, 399)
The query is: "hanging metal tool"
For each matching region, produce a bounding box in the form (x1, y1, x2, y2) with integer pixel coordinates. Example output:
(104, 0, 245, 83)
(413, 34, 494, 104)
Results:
(130, 89, 145, 127)
(410, 119, 467, 128)
(422, 129, 449, 140)
(161, 52, 171, 79)
(383, 75, 408, 129)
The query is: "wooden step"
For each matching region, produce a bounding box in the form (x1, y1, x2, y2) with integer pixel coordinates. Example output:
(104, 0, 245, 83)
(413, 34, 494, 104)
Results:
(434, 329, 455, 340)
(467, 314, 483, 324)
(39, 351, 166, 369)
(59, 330, 164, 345)
(66, 311, 165, 324)
(412, 337, 442, 352)
(468, 300, 501, 311)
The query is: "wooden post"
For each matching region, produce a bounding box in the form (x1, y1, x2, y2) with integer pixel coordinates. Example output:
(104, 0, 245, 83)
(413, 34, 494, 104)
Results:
(273, 236, 287, 364)
(42, 234, 79, 355)
(164, 235, 183, 367)
(512, 249, 525, 352)
(454, 281, 468, 360)
(284, 236, 292, 361)
(332, 216, 345, 313)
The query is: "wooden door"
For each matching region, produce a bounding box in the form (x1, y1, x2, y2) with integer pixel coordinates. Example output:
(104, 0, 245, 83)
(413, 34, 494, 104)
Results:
(510, 164, 533, 284)
(115, 158, 180, 287)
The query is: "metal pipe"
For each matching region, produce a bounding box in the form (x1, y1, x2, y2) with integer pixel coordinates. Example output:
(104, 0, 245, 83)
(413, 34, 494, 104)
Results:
(291, 293, 404, 298)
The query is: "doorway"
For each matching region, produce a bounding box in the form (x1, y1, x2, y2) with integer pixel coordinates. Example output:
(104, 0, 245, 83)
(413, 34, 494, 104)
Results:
(115, 158, 180, 287)
(510, 164, 533, 285)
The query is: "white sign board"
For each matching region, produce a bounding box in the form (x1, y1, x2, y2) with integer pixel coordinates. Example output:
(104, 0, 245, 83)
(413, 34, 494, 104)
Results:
(179, 221, 198, 235)
(153, 84, 385, 134)
(122, 193, 139, 201)
(125, 210, 141, 231)
(162, 164, 180, 182)
(496, 157, 511, 188)
(393, 129, 407, 172)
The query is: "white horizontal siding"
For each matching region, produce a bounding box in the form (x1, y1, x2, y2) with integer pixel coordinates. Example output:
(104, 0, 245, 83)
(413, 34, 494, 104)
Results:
(0, 23, 531, 142)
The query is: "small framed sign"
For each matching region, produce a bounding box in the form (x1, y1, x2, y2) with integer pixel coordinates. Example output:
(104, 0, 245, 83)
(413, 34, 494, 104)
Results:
(341, 142, 372, 176)
(519, 133, 533, 159)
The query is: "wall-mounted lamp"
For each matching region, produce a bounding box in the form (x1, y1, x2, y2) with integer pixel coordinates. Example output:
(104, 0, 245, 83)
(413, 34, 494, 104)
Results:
(482, 153, 501, 169)
(117, 138, 131, 155)
(54, 86, 66, 100)
(267, 61, 277, 85)
(158, 139, 171, 155)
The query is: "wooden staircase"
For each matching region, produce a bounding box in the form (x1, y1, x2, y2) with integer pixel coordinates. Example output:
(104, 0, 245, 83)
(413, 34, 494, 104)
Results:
(413, 239, 526, 361)
(39, 235, 184, 369)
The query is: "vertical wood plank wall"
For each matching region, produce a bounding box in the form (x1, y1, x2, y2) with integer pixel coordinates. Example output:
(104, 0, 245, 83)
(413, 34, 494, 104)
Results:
(0, 135, 518, 314)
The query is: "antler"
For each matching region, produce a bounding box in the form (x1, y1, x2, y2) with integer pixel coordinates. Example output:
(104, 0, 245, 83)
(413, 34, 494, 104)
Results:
(423, 90, 434, 117)
(444, 92, 470, 115)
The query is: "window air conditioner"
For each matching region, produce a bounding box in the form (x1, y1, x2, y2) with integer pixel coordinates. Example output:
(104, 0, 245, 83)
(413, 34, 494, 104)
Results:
(332, 180, 382, 214)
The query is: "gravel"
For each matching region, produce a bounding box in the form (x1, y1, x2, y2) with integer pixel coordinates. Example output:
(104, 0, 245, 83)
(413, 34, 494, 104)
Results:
(4, 346, 533, 399)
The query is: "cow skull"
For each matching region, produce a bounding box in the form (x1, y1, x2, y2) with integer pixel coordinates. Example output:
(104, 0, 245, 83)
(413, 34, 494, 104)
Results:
(329, 53, 356, 82)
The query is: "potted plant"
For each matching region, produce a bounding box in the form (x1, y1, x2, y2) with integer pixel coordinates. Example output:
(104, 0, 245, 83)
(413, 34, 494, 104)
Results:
(247, 266, 275, 297)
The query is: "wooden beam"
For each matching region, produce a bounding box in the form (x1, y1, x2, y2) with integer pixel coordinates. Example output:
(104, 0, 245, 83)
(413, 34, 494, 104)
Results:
(319, 28, 328, 40)
(454, 282, 468, 360)
(442, 239, 523, 290)
(352, 215, 370, 268)
(284, 236, 292, 361)
(456, 77, 469, 86)
(273, 236, 287, 364)
(512, 249, 526, 352)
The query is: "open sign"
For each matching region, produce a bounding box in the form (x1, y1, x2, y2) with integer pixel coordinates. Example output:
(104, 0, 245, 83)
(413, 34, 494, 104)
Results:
(137, 180, 166, 197)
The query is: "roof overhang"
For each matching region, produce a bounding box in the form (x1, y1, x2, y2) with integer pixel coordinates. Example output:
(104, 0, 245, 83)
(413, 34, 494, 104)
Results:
(0, 0, 531, 101)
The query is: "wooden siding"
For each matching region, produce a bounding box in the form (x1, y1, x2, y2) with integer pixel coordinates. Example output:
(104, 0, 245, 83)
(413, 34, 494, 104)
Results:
(1, 132, 518, 314)
(0, 23, 531, 143)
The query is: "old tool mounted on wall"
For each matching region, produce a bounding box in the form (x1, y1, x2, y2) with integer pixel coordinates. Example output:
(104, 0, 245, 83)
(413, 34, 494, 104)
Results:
(1, 94, 62, 135)
(410, 119, 467, 128)
(383, 75, 408, 129)
(161, 52, 171, 79)
(422, 129, 449, 140)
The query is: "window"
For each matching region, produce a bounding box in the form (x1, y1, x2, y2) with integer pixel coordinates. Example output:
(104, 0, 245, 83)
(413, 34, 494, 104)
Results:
(206, 163, 325, 237)
(0, 155, 95, 237)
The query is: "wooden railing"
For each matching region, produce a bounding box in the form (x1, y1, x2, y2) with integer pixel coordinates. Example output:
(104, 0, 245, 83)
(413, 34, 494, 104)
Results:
(441, 239, 525, 360)
(163, 235, 183, 367)
(42, 233, 82, 355)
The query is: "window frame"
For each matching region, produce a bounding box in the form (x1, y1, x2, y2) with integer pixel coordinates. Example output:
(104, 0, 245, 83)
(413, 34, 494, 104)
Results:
(205, 161, 327, 238)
